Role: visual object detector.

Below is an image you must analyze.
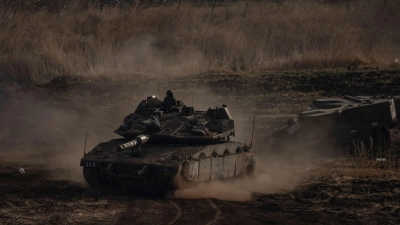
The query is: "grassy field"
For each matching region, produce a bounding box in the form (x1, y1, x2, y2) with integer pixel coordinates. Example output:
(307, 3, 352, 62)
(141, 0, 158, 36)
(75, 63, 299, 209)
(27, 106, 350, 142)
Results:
(0, 0, 399, 86)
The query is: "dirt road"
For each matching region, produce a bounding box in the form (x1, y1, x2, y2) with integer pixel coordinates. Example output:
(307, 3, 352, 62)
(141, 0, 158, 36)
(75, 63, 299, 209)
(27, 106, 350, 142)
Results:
(1, 71, 400, 224)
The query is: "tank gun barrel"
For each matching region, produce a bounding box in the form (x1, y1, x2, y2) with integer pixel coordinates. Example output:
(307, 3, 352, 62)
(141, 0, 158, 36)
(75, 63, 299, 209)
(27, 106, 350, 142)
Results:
(118, 135, 150, 151)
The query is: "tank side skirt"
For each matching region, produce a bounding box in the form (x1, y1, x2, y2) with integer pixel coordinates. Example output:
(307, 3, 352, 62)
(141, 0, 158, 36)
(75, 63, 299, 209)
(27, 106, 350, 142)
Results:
(183, 152, 252, 181)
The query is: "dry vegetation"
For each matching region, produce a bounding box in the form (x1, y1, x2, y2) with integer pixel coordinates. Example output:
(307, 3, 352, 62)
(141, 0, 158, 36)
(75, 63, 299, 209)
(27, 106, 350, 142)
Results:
(1, 2, 400, 223)
(0, 0, 399, 86)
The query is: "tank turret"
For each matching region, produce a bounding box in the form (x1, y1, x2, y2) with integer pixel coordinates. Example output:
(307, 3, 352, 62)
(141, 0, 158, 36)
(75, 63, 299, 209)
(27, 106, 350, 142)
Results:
(114, 100, 235, 145)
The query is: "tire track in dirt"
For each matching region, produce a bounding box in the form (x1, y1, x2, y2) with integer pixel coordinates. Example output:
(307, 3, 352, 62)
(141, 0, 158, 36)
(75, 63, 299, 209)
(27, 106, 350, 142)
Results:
(168, 200, 182, 225)
(116, 198, 179, 225)
(205, 199, 222, 225)
(116, 197, 138, 224)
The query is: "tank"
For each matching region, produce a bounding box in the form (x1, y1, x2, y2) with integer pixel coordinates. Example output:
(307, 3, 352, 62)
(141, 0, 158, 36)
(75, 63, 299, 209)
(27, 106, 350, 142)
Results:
(272, 95, 400, 156)
(80, 98, 255, 192)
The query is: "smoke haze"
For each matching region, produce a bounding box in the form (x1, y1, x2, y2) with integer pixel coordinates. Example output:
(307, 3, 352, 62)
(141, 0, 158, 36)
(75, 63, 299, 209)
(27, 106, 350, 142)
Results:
(172, 153, 312, 201)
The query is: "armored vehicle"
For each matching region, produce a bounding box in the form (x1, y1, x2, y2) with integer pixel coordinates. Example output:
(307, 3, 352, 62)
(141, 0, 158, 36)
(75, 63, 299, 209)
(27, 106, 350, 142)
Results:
(80, 98, 254, 192)
(272, 95, 400, 156)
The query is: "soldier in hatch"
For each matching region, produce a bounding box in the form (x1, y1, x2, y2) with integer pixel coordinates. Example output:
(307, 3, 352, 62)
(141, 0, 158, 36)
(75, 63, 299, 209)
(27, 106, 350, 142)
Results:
(163, 90, 177, 113)
(146, 95, 162, 108)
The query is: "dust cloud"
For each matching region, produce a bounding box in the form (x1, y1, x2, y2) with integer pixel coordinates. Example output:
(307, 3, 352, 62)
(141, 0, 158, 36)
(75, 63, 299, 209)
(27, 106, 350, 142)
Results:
(172, 153, 309, 202)
(171, 96, 317, 202)
(0, 91, 120, 183)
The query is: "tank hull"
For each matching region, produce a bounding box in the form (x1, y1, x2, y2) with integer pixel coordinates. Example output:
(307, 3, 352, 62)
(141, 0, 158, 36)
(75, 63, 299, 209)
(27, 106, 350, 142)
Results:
(272, 95, 399, 155)
(81, 139, 254, 189)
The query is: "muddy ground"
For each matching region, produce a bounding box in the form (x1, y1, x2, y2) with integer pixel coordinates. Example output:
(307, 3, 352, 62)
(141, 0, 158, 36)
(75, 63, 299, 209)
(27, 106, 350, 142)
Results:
(1, 70, 400, 224)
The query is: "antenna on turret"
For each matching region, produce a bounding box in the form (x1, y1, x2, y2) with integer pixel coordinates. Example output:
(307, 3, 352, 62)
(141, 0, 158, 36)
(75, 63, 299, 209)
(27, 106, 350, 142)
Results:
(84, 132, 88, 155)
(184, 123, 187, 162)
(250, 115, 255, 148)
(191, 81, 194, 107)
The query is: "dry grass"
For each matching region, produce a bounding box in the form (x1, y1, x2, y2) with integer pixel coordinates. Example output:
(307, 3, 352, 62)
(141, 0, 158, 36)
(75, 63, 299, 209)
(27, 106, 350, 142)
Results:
(0, 0, 399, 86)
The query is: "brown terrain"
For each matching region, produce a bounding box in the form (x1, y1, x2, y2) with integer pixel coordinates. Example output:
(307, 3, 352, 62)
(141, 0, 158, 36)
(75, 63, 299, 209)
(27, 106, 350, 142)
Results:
(1, 0, 400, 224)
(1, 70, 400, 224)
